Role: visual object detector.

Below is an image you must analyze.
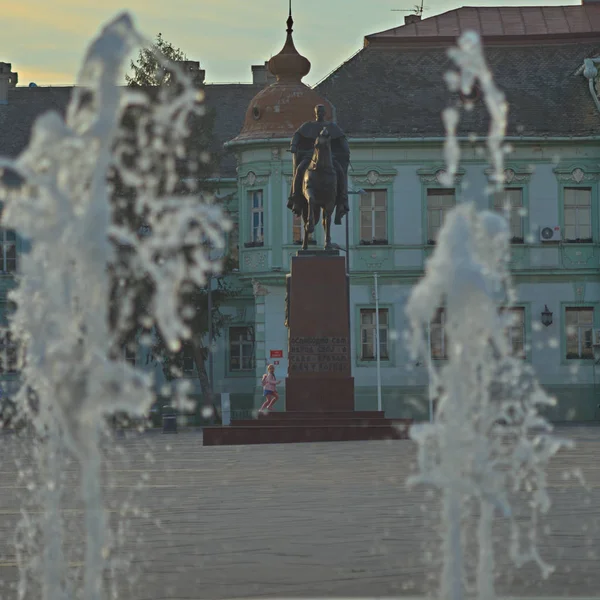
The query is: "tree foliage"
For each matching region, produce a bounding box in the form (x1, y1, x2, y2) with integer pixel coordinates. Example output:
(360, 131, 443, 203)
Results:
(109, 34, 237, 421)
(125, 33, 188, 87)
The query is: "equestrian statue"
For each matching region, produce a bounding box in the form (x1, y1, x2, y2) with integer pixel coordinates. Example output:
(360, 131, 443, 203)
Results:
(288, 104, 350, 250)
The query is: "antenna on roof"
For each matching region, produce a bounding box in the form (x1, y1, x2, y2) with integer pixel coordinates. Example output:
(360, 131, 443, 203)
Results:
(391, 0, 426, 20)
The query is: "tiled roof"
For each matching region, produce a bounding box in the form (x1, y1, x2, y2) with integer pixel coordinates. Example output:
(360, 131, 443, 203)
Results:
(203, 83, 264, 175)
(0, 87, 72, 158)
(316, 40, 600, 138)
(367, 5, 600, 41)
(0, 83, 263, 177)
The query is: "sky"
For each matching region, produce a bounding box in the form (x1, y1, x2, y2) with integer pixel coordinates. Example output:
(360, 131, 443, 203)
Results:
(3, 0, 583, 87)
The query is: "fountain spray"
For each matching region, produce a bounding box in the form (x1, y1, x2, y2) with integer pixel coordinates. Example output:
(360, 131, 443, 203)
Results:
(0, 13, 227, 600)
(405, 31, 572, 600)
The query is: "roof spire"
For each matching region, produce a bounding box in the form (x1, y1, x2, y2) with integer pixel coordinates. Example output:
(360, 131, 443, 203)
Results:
(287, 0, 293, 34)
(267, 0, 311, 82)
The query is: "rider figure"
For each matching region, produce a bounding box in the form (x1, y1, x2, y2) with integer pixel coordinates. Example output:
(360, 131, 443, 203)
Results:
(288, 104, 350, 225)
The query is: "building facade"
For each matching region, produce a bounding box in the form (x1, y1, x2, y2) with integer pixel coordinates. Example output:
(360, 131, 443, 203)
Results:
(3, 3, 600, 421)
(213, 2, 600, 421)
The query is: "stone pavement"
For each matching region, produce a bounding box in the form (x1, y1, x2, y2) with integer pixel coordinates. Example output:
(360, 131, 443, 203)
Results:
(0, 426, 598, 599)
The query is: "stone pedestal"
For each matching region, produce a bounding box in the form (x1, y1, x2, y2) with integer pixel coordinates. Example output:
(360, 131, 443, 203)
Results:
(285, 253, 354, 412)
(202, 251, 412, 446)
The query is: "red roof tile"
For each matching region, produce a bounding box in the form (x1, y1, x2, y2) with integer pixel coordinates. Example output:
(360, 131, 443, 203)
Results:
(367, 5, 600, 41)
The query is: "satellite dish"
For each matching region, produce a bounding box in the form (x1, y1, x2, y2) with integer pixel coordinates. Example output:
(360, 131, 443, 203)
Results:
(540, 227, 554, 240)
(28, 82, 38, 88)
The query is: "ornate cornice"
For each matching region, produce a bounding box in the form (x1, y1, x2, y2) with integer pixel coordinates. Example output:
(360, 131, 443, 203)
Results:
(417, 166, 465, 185)
(553, 165, 600, 183)
(251, 278, 270, 297)
(350, 166, 397, 186)
(239, 170, 270, 187)
(484, 165, 533, 184)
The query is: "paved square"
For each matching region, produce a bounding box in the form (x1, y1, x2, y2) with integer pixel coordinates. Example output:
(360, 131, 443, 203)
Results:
(0, 425, 598, 599)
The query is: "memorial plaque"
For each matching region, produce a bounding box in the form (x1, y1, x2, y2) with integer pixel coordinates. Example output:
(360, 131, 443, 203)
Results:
(289, 336, 350, 374)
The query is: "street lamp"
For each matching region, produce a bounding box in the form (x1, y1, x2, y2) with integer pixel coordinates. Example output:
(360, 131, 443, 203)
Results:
(541, 305, 553, 327)
(331, 189, 365, 376)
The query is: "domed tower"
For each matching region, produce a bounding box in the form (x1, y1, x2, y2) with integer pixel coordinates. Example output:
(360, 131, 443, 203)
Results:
(230, 7, 334, 143)
(226, 4, 336, 273)
(225, 6, 338, 404)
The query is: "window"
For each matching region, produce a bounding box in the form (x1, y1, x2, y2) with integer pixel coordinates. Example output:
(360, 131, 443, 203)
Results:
(360, 308, 389, 360)
(229, 326, 255, 371)
(0, 332, 18, 374)
(123, 345, 136, 366)
(564, 187, 592, 242)
(182, 343, 195, 375)
(228, 221, 239, 267)
(292, 214, 315, 245)
(292, 214, 303, 245)
(565, 307, 593, 359)
(359, 190, 387, 244)
(427, 189, 455, 244)
(501, 307, 525, 358)
(430, 307, 447, 359)
(0, 229, 17, 273)
(493, 188, 524, 243)
(248, 190, 264, 246)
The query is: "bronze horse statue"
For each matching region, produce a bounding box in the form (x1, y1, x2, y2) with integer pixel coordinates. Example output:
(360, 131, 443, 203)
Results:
(300, 128, 337, 250)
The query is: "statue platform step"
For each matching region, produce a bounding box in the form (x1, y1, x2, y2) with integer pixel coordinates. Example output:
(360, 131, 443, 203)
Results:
(255, 410, 385, 419)
(202, 416, 412, 446)
(232, 418, 393, 427)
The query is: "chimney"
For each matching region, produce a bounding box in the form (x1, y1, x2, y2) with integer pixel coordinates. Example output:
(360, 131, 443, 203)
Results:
(404, 14, 421, 25)
(175, 60, 205, 85)
(0, 63, 18, 105)
(251, 61, 276, 85)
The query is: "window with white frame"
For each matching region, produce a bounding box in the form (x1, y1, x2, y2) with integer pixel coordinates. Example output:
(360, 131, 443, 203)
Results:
(430, 307, 447, 359)
(229, 326, 255, 371)
(292, 214, 303, 244)
(360, 308, 389, 360)
(564, 187, 592, 242)
(427, 189, 455, 244)
(493, 188, 524, 242)
(0, 331, 18, 374)
(248, 190, 264, 245)
(0, 229, 17, 273)
(123, 345, 136, 366)
(501, 307, 526, 358)
(182, 342, 195, 375)
(359, 190, 388, 244)
(565, 307, 593, 359)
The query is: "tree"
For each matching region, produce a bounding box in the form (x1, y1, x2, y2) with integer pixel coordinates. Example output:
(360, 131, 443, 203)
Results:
(125, 33, 188, 87)
(152, 250, 239, 422)
(110, 34, 237, 423)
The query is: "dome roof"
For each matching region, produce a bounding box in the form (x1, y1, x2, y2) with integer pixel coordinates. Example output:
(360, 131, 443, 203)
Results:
(230, 9, 333, 143)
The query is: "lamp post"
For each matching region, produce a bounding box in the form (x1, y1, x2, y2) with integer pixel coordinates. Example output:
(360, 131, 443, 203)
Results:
(345, 189, 366, 277)
(427, 324, 434, 423)
(593, 344, 600, 420)
(373, 272, 382, 413)
(341, 190, 366, 366)
(207, 275, 214, 420)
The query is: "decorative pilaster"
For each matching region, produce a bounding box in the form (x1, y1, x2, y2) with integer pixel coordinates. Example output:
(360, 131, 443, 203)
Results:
(252, 279, 269, 406)
(270, 147, 284, 269)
